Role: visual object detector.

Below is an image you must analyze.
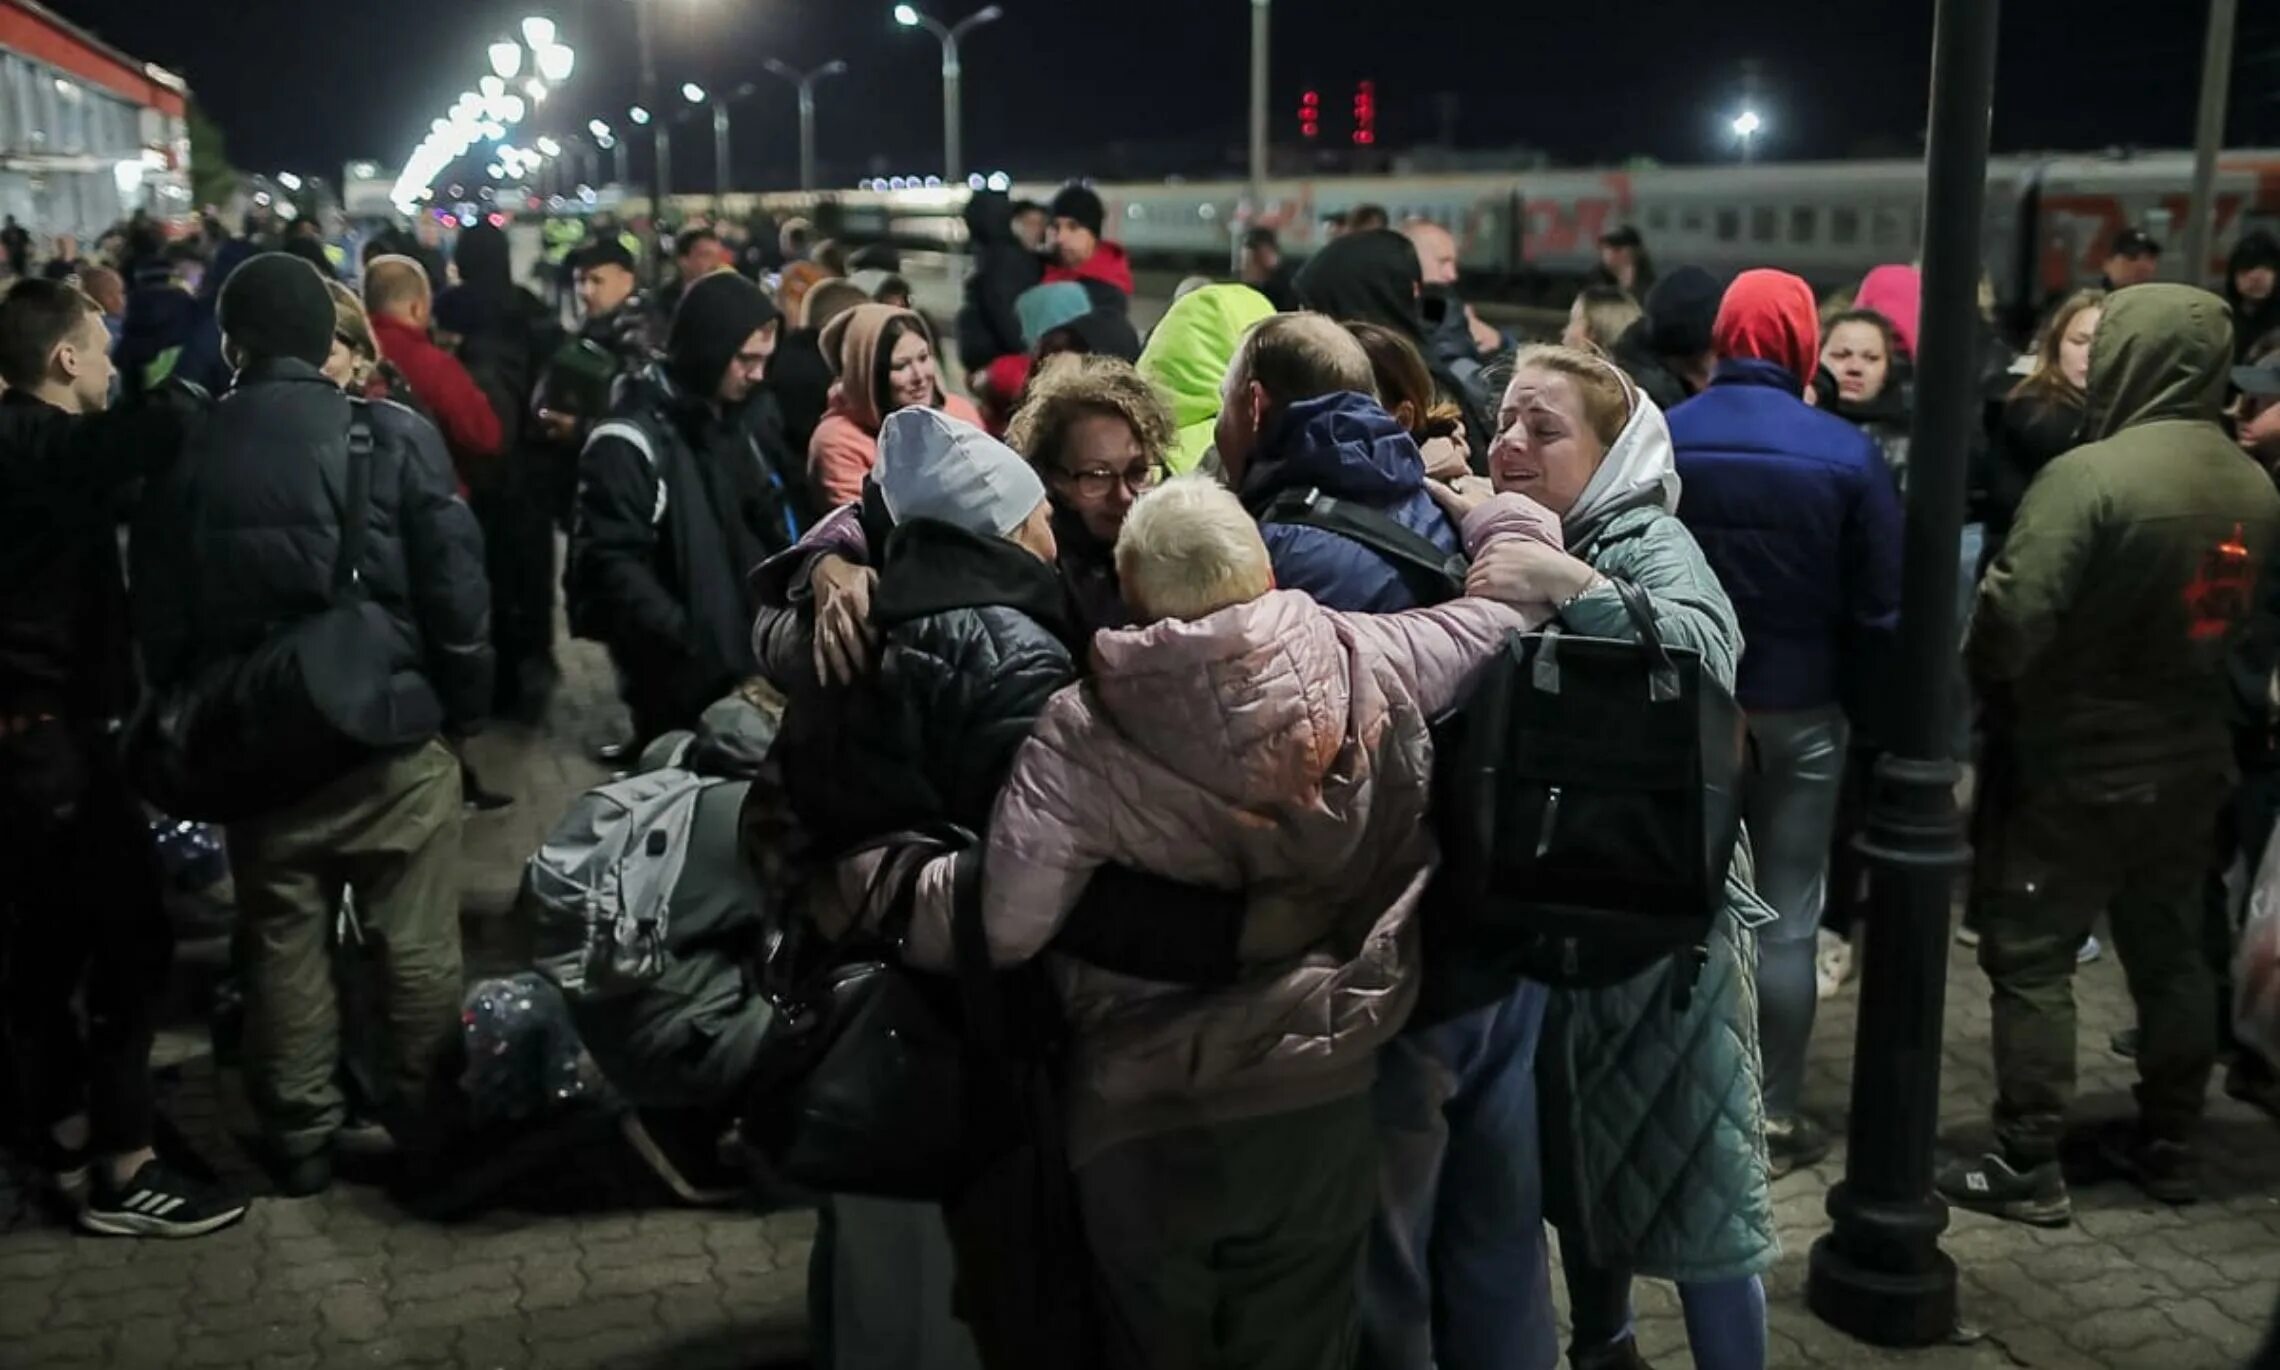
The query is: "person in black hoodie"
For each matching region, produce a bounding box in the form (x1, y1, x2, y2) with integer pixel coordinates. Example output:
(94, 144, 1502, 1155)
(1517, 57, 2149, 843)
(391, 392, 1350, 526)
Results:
(1295, 228, 1494, 461)
(2229, 231, 2280, 364)
(958, 189, 1047, 375)
(435, 222, 566, 721)
(0, 279, 241, 1236)
(769, 276, 869, 462)
(1608, 265, 1722, 415)
(568, 271, 806, 747)
(132, 254, 493, 1196)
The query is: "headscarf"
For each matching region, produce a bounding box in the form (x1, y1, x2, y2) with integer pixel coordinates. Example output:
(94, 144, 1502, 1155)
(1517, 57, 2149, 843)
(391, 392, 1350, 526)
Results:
(1562, 362, 1681, 544)
(819, 302, 942, 433)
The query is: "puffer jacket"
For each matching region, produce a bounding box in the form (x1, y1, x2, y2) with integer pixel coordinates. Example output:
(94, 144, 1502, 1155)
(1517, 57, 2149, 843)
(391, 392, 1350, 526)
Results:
(955, 190, 1044, 372)
(904, 496, 1560, 1166)
(1136, 283, 1276, 472)
(1670, 357, 1902, 714)
(1540, 497, 1779, 1284)
(1241, 390, 1464, 615)
(780, 517, 1079, 854)
(1970, 284, 2280, 789)
(132, 358, 494, 741)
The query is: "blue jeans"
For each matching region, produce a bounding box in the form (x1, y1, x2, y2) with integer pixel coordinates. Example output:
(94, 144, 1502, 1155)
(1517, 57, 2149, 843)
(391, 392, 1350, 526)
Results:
(1361, 983, 1556, 1370)
(1563, 1246, 1768, 1370)
(1744, 705, 1851, 1119)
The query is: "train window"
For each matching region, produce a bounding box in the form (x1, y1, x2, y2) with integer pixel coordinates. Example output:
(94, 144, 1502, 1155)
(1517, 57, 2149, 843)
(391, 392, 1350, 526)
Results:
(1681, 207, 1705, 235)
(1831, 207, 1860, 245)
(1646, 205, 1670, 233)
(1715, 208, 1739, 242)
(1750, 207, 1777, 243)
(1789, 207, 1816, 244)
(1872, 207, 1901, 247)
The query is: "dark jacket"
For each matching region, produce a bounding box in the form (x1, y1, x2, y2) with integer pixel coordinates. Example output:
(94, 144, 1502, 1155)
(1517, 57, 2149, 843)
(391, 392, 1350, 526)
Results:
(1610, 320, 1695, 414)
(768, 327, 835, 460)
(956, 191, 1046, 373)
(567, 369, 804, 736)
(1051, 503, 1131, 636)
(1240, 390, 1462, 615)
(1830, 374, 1913, 495)
(1985, 387, 2084, 543)
(131, 359, 493, 740)
(116, 283, 203, 400)
(1970, 285, 2280, 788)
(1247, 261, 1300, 313)
(436, 281, 561, 467)
(780, 517, 1077, 854)
(1668, 357, 1903, 715)
(0, 390, 198, 718)
(1295, 231, 1495, 460)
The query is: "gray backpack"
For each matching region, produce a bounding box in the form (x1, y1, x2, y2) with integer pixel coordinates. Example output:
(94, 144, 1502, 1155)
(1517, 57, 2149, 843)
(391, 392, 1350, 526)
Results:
(527, 765, 731, 1001)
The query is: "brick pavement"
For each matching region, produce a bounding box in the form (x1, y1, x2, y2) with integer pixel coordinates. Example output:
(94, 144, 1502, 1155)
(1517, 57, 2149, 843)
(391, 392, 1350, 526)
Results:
(3, 621, 2278, 1369)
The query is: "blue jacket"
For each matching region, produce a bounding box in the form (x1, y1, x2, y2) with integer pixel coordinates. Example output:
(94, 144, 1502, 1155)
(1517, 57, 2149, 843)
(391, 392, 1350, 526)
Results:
(1668, 358, 1902, 715)
(1238, 390, 1460, 614)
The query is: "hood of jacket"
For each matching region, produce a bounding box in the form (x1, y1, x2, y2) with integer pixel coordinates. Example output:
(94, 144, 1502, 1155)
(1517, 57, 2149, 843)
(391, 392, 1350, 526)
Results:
(873, 517, 1074, 646)
(1241, 390, 1428, 510)
(963, 188, 1016, 247)
(818, 302, 935, 433)
(2083, 284, 2233, 442)
(1294, 229, 1426, 344)
(1853, 264, 1923, 359)
(1712, 268, 1819, 387)
(1137, 283, 1276, 471)
(1088, 589, 1350, 809)
(1565, 374, 1680, 546)
(1048, 240, 1134, 297)
(1015, 281, 1093, 352)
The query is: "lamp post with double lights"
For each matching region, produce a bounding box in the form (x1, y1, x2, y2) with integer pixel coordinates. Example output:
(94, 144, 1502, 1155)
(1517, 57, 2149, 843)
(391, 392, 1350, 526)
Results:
(763, 58, 847, 192)
(892, 4, 1001, 186)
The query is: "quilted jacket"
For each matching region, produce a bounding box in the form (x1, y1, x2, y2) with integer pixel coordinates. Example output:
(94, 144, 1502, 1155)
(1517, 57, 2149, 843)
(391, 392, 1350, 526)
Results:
(905, 494, 1561, 1165)
(1538, 499, 1781, 1283)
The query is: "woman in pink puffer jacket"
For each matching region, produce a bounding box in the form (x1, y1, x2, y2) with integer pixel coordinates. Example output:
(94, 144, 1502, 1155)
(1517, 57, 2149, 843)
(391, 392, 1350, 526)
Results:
(899, 475, 1565, 1370)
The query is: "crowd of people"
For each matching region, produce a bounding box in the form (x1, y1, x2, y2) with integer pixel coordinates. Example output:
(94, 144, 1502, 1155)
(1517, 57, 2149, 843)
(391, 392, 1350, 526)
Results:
(3, 185, 2280, 1370)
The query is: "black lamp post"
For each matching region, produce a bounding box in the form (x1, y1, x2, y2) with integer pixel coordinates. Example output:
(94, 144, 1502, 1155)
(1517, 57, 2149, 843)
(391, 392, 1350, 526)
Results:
(1806, 0, 2000, 1347)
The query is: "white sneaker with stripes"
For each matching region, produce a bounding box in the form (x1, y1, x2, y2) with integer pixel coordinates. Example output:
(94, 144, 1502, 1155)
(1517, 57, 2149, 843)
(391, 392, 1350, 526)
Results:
(78, 1159, 248, 1238)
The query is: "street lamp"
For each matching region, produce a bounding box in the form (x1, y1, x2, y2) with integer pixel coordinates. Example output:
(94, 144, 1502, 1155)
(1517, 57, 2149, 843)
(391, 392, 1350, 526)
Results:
(893, 4, 1002, 185)
(488, 40, 523, 80)
(628, 105, 651, 125)
(537, 43, 575, 83)
(521, 16, 557, 49)
(763, 58, 848, 192)
(1731, 108, 1763, 162)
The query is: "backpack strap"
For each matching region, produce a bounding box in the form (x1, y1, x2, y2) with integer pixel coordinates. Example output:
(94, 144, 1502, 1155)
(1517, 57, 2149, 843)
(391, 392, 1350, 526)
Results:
(587, 419, 669, 527)
(335, 402, 377, 603)
(1260, 486, 1468, 603)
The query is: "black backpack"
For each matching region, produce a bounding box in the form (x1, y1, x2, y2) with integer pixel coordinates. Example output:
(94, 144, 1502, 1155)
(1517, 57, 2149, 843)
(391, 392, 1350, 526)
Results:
(1262, 489, 1745, 1001)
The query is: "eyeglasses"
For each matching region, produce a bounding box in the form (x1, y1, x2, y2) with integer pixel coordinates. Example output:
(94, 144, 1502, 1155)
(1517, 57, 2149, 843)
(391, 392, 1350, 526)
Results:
(1055, 462, 1166, 499)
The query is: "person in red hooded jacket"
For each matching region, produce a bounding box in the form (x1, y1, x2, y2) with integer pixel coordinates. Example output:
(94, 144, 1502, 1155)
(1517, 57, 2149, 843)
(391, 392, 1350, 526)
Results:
(363, 255, 504, 482)
(1043, 184, 1134, 316)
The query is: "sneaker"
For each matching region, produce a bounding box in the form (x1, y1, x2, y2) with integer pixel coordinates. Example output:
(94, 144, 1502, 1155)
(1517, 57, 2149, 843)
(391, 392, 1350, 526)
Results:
(2094, 1119, 2199, 1205)
(2077, 934, 2103, 964)
(1936, 1151, 2072, 1227)
(1816, 929, 1855, 1001)
(1766, 1114, 1833, 1179)
(1955, 925, 1982, 948)
(2111, 1026, 2141, 1060)
(79, 1159, 248, 1238)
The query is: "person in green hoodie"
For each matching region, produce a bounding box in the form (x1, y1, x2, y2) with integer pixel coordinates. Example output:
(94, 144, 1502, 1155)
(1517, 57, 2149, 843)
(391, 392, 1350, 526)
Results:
(1135, 282, 1276, 474)
(1941, 285, 2280, 1224)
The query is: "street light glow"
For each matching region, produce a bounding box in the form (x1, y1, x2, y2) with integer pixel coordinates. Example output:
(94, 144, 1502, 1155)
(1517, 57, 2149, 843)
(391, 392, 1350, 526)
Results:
(276, 171, 303, 191)
(894, 4, 920, 26)
(520, 16, 557, 49)
(536, 43, 574, 82)
(629, 105, 651, 125)
(535, 135, 561, 156)
(682, 82, 706, 103)
(488, 40, 522, 80)
(480, 75, 506, 100)
(588, 118, 610, 138)
(1732, 109, 1763, 138)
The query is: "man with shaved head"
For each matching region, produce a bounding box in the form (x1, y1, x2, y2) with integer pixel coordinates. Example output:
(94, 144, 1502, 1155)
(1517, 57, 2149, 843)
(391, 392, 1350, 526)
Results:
(1402, 218, 1504, 418)
(363, 254, 501, 476)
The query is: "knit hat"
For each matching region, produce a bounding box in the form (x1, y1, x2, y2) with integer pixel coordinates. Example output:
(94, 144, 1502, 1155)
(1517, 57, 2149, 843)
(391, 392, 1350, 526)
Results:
(1711, 268, 1820, 386)
(1014, 281, 1093, 351)
(667, 271, 780, 396)
(217, 251, 337, 368)
(1050, 183, 1105, 239)
(875, 407, 1046, 539)
(1642, 266, 1722, 359)
(1853, 264, 1923, 358)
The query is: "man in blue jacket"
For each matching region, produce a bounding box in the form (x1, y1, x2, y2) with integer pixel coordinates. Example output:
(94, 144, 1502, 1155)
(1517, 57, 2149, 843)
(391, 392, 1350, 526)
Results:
(1668, 268, 1904, 1177)
(1211, 311, 1461, 612)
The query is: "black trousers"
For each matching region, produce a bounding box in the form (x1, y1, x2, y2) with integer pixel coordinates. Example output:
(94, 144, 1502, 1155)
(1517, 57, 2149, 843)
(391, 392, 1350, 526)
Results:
(469, 452, 561, 716)
(0, 720, 171, 1156)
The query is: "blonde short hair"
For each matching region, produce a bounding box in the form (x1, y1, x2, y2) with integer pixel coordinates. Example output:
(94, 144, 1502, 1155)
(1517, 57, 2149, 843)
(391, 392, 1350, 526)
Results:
(326, 279, 380, 390)
(1115, 475, 1274, 623)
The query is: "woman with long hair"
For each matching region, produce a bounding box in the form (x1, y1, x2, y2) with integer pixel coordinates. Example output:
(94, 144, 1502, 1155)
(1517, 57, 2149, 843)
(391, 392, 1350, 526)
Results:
(1348, 319, 1473, 479)
(1988, 290, 2103, 552)
(807, 304, 983, 507)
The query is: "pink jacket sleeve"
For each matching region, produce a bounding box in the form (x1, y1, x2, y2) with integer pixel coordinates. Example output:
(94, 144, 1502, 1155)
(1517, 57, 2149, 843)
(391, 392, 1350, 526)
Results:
(1334, 492, 1564, 717)
(807, 416, 877, 510)
(903, 694, 1110, 972)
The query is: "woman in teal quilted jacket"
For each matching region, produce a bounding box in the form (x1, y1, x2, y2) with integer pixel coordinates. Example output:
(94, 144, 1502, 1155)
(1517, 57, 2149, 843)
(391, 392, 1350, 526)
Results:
(1450, 344, 1778, 1370)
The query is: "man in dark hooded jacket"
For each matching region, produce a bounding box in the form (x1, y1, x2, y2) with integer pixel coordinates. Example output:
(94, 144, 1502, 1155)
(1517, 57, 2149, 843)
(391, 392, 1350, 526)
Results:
(133, 253, 493, 1196)
(1295, 229, 1493, 463)
(956, 189, 1045, 374)
(568, 271, 808, 745)
(1610, 265, 1723, 414)
(2227, 231, 2280, 365)
(1941, 285, 2280, 1222)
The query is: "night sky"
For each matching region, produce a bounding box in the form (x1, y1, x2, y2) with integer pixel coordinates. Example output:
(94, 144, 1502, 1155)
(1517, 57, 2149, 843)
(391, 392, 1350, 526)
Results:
(41, 0, 2280, 190)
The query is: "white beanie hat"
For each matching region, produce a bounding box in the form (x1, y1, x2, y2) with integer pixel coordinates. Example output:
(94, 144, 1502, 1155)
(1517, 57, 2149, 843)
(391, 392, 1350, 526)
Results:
(875, 407, 1048, 538)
